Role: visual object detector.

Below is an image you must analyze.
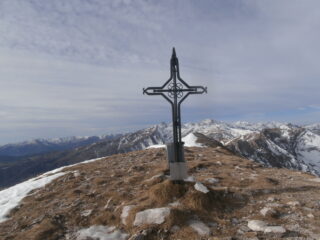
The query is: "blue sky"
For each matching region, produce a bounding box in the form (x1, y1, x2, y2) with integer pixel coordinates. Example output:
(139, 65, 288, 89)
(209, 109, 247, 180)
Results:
(0, 0, 320, 144)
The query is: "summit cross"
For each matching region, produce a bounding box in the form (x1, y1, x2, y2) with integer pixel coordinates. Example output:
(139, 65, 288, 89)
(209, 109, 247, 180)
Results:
(143, 48, 207, 180)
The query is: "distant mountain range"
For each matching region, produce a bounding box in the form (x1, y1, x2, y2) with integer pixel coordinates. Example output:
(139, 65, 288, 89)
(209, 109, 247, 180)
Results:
(0, 135, 121, 157)
(1, 119, 320, 189)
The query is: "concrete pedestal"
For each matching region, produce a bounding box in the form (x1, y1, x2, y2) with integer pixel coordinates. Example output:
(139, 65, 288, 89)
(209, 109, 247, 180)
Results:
(166, 142, 188, 181)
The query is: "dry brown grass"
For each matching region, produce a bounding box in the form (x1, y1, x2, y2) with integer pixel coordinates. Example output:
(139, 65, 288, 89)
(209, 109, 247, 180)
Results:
(182, 186, 245, 214)
(1, 147, 320, 239)
(149, 180, 188, 205)
(17, 218, 62, 240)
(90, 211, 117, 226)
(164, 208, 190, 228)
(183, 190, 212, 211)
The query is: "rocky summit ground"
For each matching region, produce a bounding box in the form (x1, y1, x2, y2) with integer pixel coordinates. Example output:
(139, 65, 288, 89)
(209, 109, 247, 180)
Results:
(1, 145, 320, 240)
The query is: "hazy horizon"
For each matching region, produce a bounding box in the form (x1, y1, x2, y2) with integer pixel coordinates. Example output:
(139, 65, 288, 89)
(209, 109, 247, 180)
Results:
(1, 118, 319, 146)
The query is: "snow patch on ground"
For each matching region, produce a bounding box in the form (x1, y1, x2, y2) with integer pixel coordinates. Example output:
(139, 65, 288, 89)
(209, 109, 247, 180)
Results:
(76, 225, 128, 240)
(146, 144, 165, 149)
(0, 156, 105, 223)
(182, 133, 203, 147)
(46, 157, 105, 175)
(133, 207, 170, 226)
(0, 171, 67, 223)
(147, 132, 203, 149)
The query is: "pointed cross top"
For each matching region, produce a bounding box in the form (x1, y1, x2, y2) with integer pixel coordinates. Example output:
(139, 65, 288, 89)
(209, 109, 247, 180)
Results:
(172, 47, 176, 57)
(171, 47, 178, 69)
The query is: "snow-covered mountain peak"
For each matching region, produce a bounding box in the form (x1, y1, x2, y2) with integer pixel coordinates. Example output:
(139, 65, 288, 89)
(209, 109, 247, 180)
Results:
(1, 118, 320, 190)
(232, 121, 253, 129)
(199, 118, 217, 125)
(296, 130, 320, 175)
(305, 123, 320, 135)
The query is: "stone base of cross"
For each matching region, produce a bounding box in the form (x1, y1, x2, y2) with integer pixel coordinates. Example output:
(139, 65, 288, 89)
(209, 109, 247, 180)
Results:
(166, 142, 188, 180)
(143, 48, 207, 181)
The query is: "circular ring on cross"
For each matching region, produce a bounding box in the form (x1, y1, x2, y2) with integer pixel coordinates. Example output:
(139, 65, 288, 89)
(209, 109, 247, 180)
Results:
(168, 82, 184, 98)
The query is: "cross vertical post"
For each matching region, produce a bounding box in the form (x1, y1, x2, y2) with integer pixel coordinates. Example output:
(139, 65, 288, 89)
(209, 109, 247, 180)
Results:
(143, 48, 207, 181)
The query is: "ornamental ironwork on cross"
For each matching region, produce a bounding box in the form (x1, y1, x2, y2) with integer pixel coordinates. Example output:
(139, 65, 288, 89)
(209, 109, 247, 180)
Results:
(143, 48, 207, 181)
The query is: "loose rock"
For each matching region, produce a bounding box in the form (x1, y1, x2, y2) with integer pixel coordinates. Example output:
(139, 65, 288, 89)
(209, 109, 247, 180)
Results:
(194, 182, 209, 194)
(206, 178, 220, 184)
(260, 207, 277, 217)
(247, 220, 267, 231)
(188, 220, 211, 236)
(133, 208, 170, 226)
(264, 226, 286, 233)
(121, 205, 135, 225)
(287, 201, 300, 207)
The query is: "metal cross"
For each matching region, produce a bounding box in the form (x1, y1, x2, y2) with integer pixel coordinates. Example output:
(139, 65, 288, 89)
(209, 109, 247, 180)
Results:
(143, 48, 207, 174)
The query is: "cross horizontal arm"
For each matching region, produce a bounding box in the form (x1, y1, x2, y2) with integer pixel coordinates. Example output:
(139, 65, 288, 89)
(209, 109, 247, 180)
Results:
(177, 86, 207, 104)
(143, 87, 164, 95)
(142, 87, 174, 104)
(185, 86, 207, 94)
(143, 86, 207, 95)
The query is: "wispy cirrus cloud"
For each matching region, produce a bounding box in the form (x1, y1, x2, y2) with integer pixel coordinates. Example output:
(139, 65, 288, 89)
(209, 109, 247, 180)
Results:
(0, 0, 320, 144)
